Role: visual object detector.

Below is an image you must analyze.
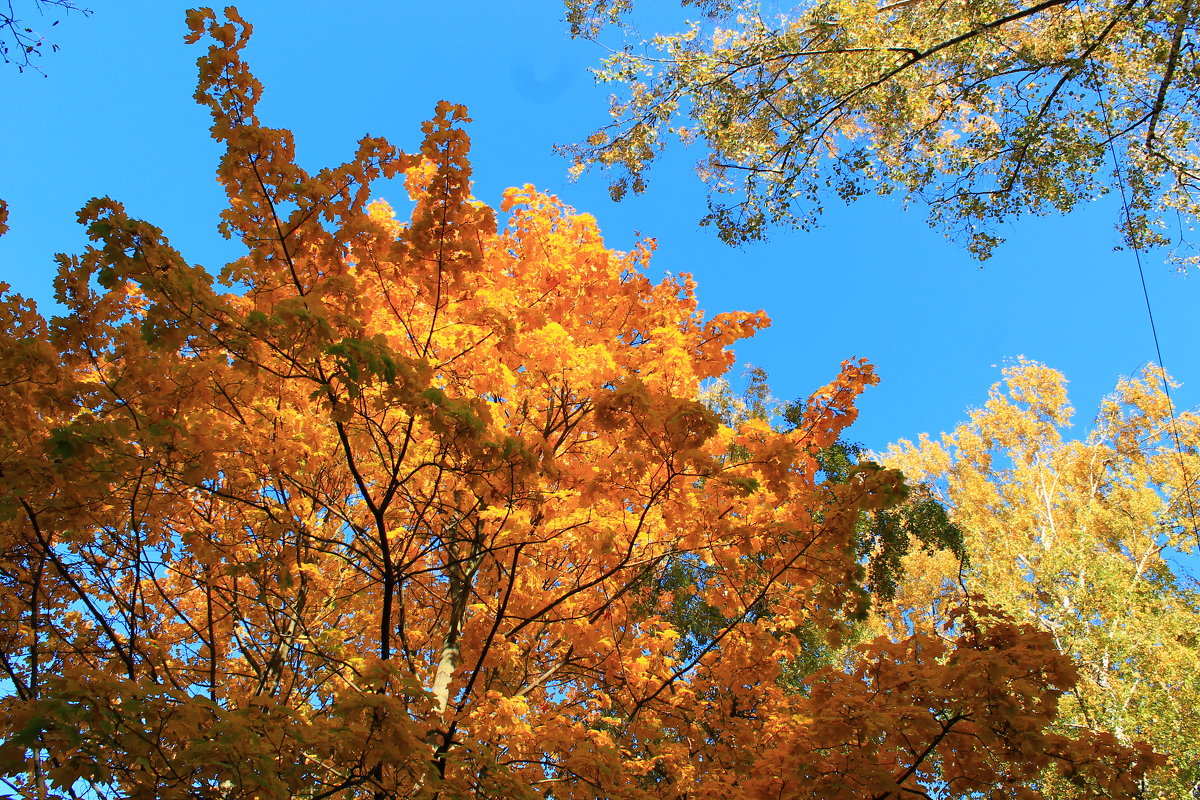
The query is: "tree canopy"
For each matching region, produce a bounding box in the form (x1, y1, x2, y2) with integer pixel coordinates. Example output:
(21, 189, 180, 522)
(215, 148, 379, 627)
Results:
(561, 0, 1200, 263)
(0, 8, 1160, 799)
(879, 359, 1200, 798)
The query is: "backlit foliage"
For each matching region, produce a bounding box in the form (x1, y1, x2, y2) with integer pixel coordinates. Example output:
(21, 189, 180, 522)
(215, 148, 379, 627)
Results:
(880, 359, 1200, 798)
(0, 9, 1158, 799)
(562, 0, 1200, 263)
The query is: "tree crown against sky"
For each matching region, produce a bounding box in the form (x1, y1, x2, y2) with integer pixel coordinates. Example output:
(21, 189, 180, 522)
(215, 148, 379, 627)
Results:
(0, 7, 1162, 799)
(2, 0, 1197, 463)
(561, 0, 1200, 264)
(878, 360, 1200, 798)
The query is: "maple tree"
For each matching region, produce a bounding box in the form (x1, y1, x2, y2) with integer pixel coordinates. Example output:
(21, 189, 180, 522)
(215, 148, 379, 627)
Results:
(700, 369, 967, 607)
(0, 8, 1160, 799)
(878, 359, 1200, 798)
(561, 0, 1200, 262)
(689, 372, 970, 688)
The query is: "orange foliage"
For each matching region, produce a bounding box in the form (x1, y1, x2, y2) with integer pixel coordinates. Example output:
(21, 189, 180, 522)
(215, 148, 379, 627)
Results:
(0, 9, 1157, 799)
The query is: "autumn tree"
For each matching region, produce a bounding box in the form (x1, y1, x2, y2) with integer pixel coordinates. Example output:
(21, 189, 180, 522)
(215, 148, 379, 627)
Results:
(702, 367, 966, 609)
(560, 0, 1200, 262)
(676, 370, 970, 701)
(0, 8, 1159, 799)
(878, 359, 1200, 798)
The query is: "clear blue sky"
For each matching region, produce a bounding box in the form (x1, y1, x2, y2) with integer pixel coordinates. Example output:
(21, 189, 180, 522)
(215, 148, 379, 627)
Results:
(2, 0, 1197, 455)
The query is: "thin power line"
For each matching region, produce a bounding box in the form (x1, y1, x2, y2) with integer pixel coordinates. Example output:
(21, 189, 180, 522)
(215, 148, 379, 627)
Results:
(1090, 80, 1200, 542)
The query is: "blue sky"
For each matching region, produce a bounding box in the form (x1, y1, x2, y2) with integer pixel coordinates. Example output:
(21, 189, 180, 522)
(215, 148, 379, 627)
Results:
(1, 0, 1197, 455)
